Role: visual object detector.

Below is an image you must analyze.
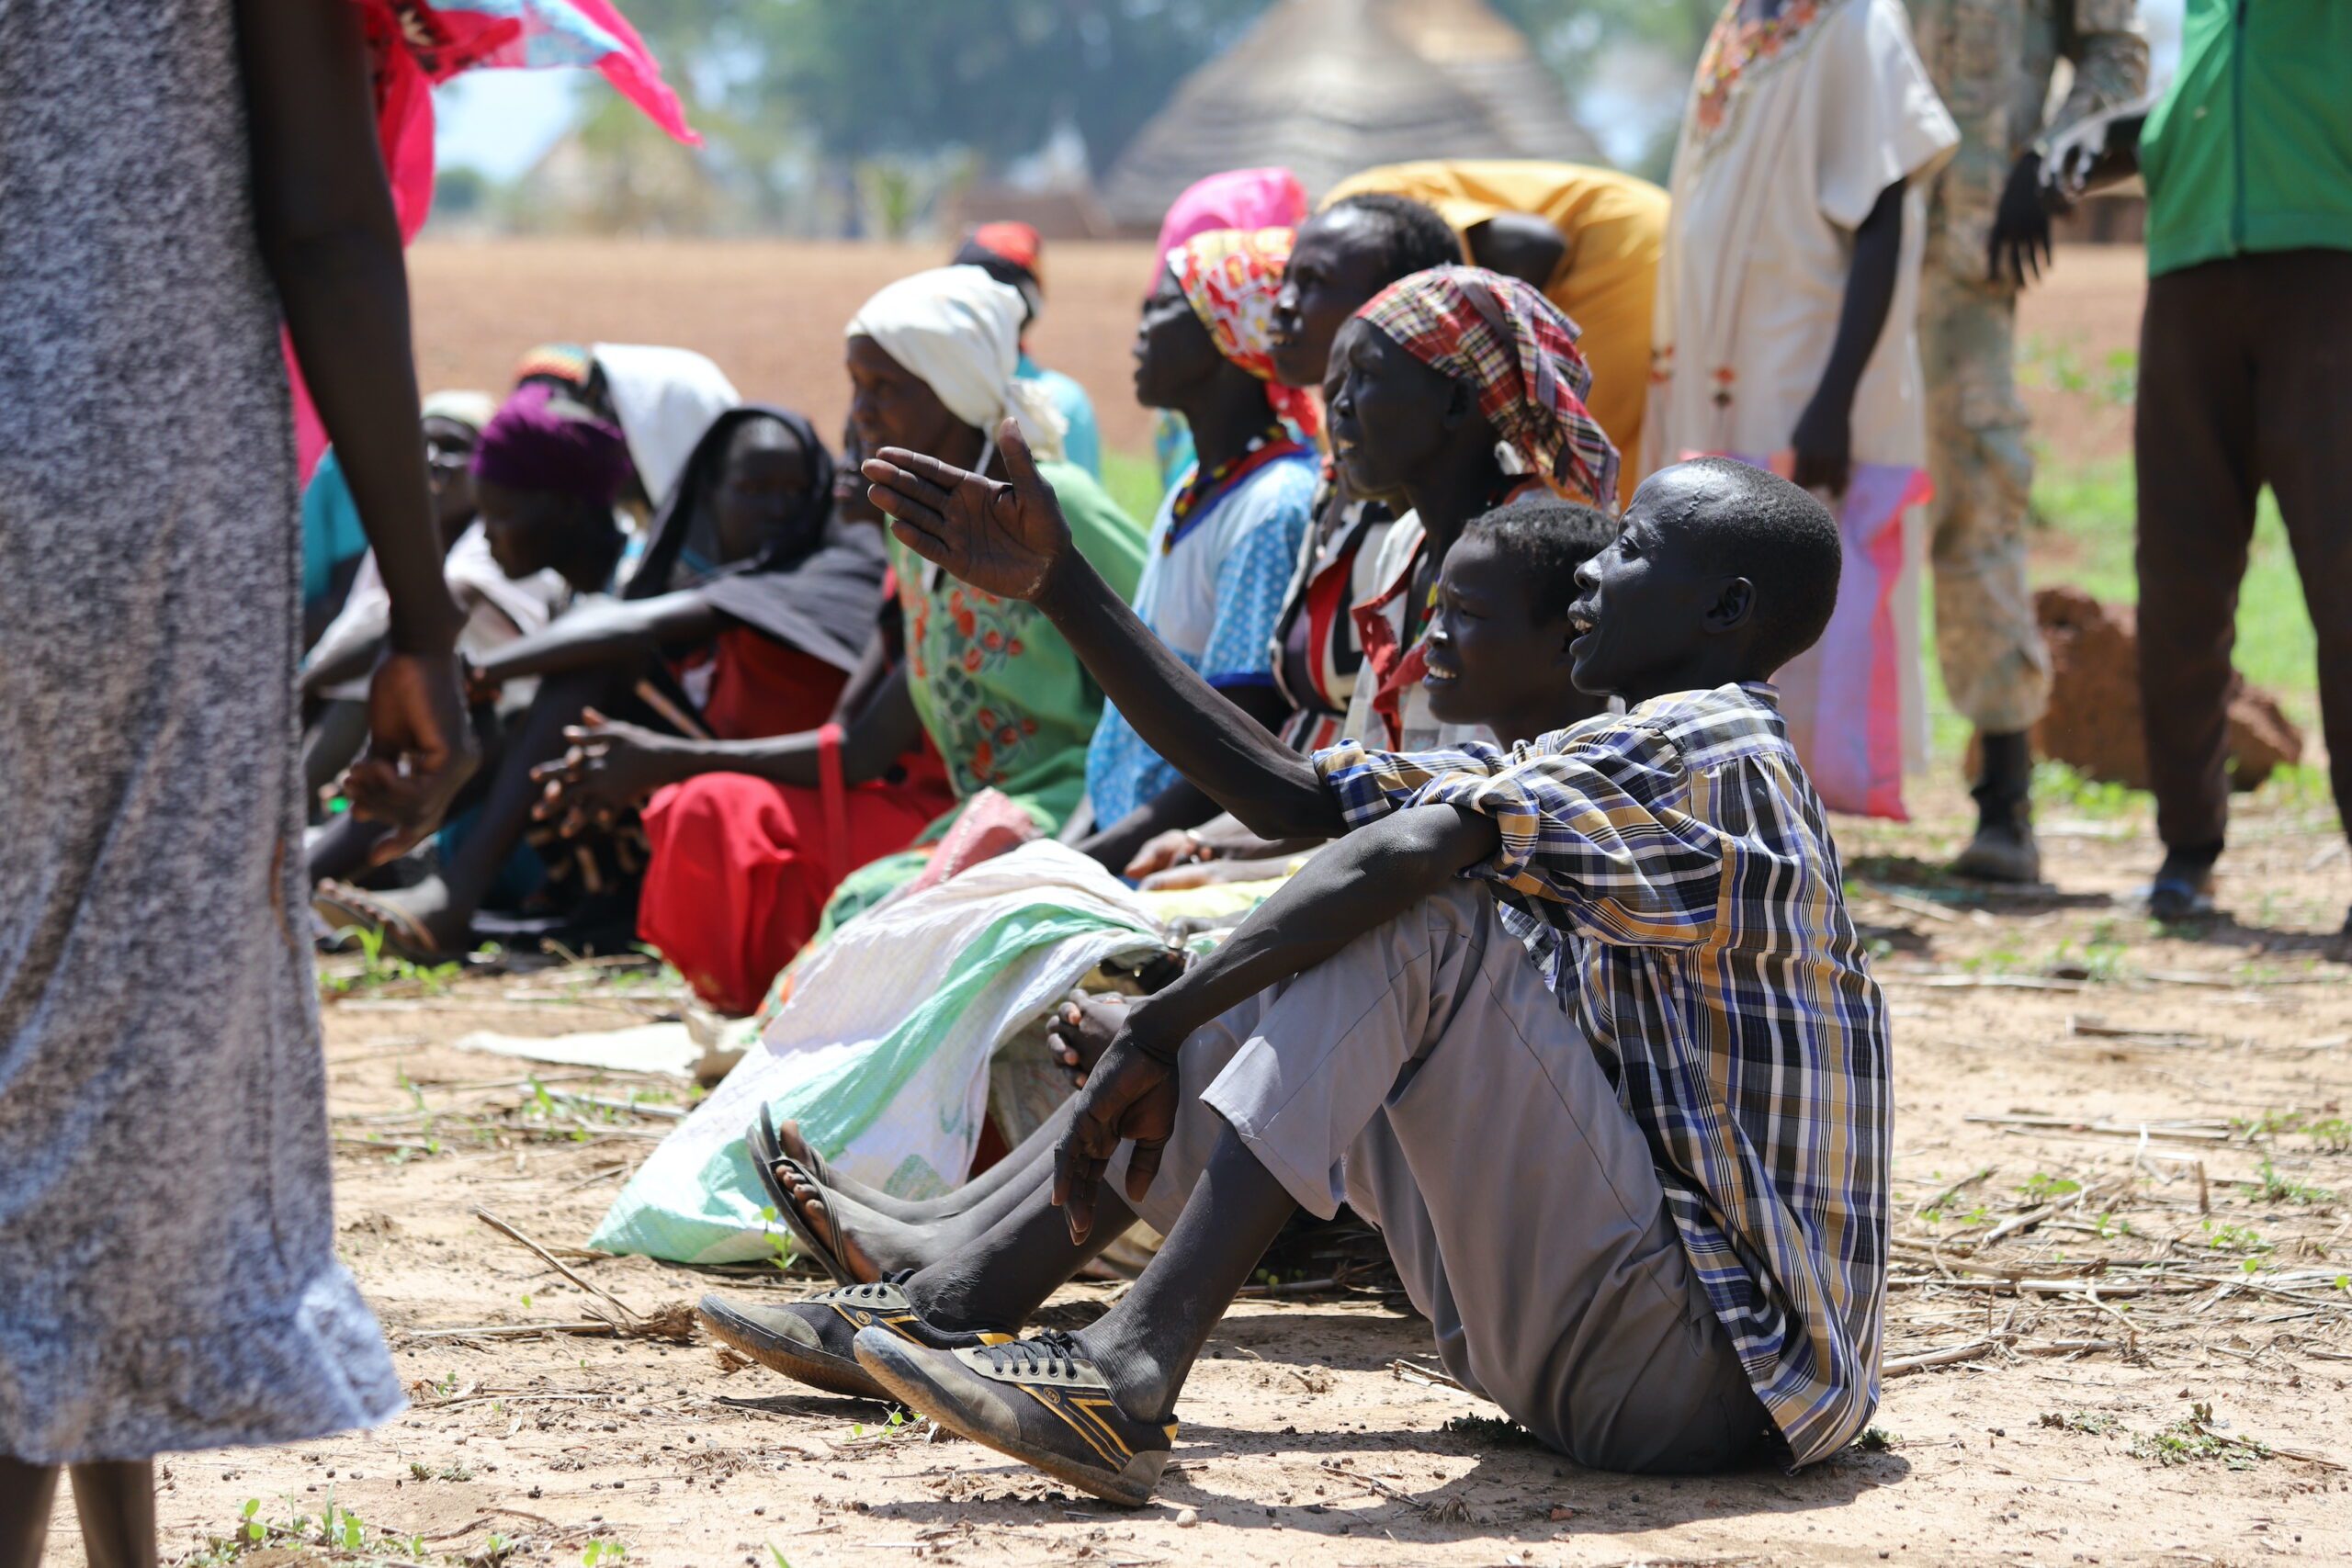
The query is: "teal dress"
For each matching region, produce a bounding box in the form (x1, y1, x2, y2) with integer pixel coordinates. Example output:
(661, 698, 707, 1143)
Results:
(1016, 352, 1101, 478)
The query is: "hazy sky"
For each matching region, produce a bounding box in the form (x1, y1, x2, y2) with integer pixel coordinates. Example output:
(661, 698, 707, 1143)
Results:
(432, 0, 2188, 180)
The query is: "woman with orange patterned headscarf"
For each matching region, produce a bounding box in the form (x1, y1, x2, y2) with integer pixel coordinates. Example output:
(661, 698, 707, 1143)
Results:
(1073, 228, 1320, 872)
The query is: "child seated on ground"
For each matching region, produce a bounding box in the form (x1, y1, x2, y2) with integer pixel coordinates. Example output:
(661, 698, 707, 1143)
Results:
(726, 492, 1621, 1283)
(713, 443, 1892, 1505)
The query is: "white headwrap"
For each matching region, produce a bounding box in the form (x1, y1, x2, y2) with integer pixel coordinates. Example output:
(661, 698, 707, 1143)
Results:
(844, 265, 1068, 465)
(590, 344, 742, 507)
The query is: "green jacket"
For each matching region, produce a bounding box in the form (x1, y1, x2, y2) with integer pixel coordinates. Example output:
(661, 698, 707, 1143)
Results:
(2142, 0, 2352, 276)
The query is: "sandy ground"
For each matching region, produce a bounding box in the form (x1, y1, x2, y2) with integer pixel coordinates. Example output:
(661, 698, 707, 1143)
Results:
(24, 773, 2343, 1568)
(408, 238, 2148, 469)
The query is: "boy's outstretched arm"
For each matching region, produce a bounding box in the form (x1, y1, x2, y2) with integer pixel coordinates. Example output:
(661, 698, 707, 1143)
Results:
(1051, 802, 1500, 1241)
(864, 428, 1346, 842)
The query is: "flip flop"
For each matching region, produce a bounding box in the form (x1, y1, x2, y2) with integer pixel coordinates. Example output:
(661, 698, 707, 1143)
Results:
(313, 880, 451, 964)
(749, 1107, 854, 1286)
(767, 1114, 846, 1192)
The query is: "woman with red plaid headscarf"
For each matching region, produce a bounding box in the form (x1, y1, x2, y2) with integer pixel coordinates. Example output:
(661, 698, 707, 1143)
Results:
(1325, 264, 1618, 755)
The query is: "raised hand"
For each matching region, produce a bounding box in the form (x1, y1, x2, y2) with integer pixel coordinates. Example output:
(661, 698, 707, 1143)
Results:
(345, 649, 480, 868)
(861, 419, 1071, 602)
(1051, 1020, 1182, 1244)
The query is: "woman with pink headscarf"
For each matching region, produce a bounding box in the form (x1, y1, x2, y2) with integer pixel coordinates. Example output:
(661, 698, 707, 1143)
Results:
(1148, 169, 1309, 484)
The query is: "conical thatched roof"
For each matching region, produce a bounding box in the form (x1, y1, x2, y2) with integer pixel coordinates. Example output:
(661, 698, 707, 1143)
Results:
(1101, 0, 1601, 231)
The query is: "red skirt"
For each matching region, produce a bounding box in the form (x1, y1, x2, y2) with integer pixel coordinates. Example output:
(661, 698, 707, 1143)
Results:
(638, 753, 955, 1016)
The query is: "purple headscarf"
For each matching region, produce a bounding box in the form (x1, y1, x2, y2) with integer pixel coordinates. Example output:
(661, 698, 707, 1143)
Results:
(471, 381, 635, 504)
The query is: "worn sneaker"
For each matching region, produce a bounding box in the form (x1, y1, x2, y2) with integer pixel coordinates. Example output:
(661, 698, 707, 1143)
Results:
(853, 1327, 1175, 1506)
(696, 1274, 1009, 1402)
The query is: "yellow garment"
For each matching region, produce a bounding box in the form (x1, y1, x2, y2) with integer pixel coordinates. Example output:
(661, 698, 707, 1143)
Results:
(1322, 161, 1666, 508)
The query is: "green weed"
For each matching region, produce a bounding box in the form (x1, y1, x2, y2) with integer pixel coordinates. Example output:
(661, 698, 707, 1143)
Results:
(2200, 1219, 2272, 1254)
(2019, 1172, 2084, 1202)
(321, 925, 462, 998)
(2129, 1404, 2268, 1469)
(2245, 1159, 2335, 1207)
(2038, 1410, 2121, 1437)
(2030, 761, 2147, 820)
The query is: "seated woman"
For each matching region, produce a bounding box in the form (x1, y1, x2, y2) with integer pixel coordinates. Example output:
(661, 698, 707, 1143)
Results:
(315, 389, 876, 954)
(1145, 167, 1311, 485)
(1074, 226, 1317, 874)
(1322, 160, 1668, 508)
(535, 265, 1148, 1016)
(300, 390, 565, 804)
(1135, 263, 1620, 886)
(951, 223, 1102, 479)
(1259, 191, 1474, 755)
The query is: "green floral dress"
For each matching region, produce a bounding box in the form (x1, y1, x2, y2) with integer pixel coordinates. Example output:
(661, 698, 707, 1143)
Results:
(814, 456, 1146, 932)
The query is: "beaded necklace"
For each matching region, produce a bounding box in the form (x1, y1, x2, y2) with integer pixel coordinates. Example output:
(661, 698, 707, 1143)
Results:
(1164, 425, 1308, 554)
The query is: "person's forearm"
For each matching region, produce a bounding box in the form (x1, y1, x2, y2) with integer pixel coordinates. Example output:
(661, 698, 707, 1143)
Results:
(1125, 803, 1498, 1055)
(652, 669, 922, 791)
(237, 0, 457, 654)
(1035, 551, 1341, 840)
(1813, 179, 1905, 415)
(475, 593, 719, 684)
(1083, 778, 1224, 873)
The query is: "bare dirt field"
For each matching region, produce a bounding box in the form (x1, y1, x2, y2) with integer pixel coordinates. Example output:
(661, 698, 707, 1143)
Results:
(408, 238, 2147, 469)
(39, 773, 2348, 1568)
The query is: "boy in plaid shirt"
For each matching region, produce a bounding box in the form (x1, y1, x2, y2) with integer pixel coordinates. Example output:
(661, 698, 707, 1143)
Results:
(789, 434, 1887, 1505)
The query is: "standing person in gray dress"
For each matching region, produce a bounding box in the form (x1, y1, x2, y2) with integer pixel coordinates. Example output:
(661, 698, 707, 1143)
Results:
(0, 1, 479, 1562)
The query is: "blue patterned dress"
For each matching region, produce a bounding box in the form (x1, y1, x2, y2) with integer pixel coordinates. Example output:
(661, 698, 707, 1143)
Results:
(1083, 452, 1317, 826)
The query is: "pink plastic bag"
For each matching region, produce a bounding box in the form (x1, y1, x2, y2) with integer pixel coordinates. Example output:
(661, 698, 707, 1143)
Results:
(1701, 453, 1930, 820)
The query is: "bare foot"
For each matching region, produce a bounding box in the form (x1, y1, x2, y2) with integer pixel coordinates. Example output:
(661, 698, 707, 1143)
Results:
(779, 1166, 953, 1285)
(1046, 993, 1131, 1086)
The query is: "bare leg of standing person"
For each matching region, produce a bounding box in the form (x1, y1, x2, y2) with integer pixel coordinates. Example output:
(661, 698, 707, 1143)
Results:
(68, 1463, 156, 1568)
(0, 1458, 62, 1568)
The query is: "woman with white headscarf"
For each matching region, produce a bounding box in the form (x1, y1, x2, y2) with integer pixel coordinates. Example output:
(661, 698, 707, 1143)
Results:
(538, 265, 1148, 1017)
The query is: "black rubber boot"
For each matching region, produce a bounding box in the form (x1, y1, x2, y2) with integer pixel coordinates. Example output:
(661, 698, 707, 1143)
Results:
(1952, 730, 2041, 884)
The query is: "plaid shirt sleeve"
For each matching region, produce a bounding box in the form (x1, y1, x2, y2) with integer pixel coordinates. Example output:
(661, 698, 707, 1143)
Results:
(1318, 722, 1724, 950)
(1313, 737, 1507, 826)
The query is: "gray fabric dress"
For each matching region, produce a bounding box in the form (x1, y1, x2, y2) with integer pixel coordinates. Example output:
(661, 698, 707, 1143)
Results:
(0, 0, 405, 1462)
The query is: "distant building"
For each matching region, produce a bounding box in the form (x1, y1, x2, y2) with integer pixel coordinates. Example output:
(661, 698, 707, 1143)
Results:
(1101, 0, 1601, 231)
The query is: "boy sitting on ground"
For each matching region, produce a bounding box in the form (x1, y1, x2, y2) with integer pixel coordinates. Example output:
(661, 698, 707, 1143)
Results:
(749, 441, 1893, 1504)
(710, 493, 1619, 1288)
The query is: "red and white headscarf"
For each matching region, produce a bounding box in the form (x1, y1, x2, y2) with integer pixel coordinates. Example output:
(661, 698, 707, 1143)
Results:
(1166, 227, 1320, 438)
(1355, 265, 1620, 508)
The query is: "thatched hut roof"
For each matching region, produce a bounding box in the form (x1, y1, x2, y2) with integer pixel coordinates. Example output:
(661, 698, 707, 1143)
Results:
(1101, 0, 1601, 231)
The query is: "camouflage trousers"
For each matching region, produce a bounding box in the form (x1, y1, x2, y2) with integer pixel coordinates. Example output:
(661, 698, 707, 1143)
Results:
(1921, 260, 2052, 736)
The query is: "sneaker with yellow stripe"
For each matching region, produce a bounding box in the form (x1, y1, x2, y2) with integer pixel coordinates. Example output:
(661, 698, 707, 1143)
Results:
(695, 1273, 1010, 1403)
(852, 1327, 1176, 1507)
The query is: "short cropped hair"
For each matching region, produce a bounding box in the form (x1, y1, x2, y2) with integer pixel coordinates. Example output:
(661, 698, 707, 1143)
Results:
(1669, 457, 1842, 673)
(1320, 192, 1466, 287)
(1461, 494, 1619, 623)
